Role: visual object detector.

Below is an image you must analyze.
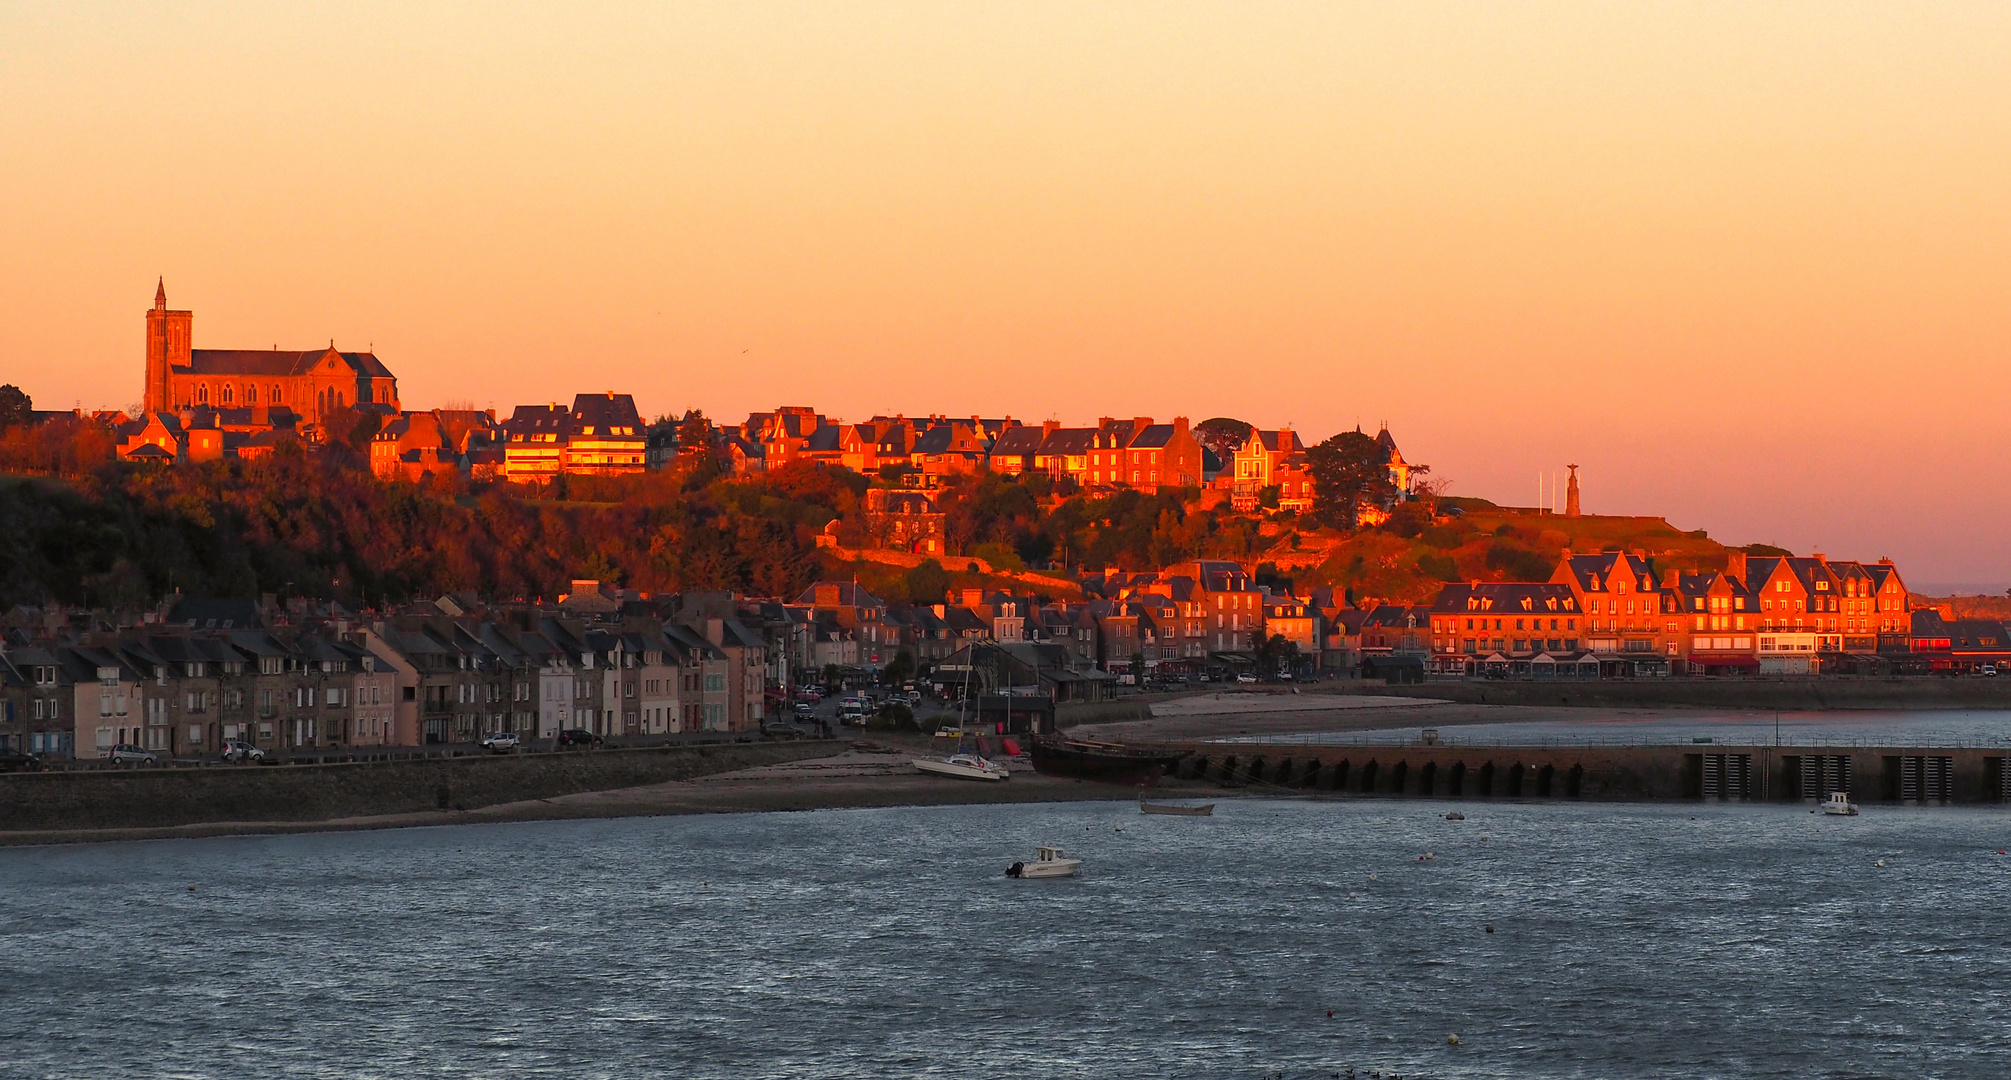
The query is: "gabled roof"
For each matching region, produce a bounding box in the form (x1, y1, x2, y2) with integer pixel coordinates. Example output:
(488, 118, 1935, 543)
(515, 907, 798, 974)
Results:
(1559, 552, 1655, 593)
(569, 393, 643, 434)
(1431, 583, 1579, 615)
(187, 348, 393, 380)
(1037, 428, 1099, 455)
(503, 404, 571, 439)
(1243, 429, 1303, 454)
(989, 426, 1046, 456)
(167, 596, 263, 630)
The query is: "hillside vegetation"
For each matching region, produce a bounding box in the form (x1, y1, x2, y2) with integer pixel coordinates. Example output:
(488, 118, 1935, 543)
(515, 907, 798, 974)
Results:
(0, 437, 1748, 611)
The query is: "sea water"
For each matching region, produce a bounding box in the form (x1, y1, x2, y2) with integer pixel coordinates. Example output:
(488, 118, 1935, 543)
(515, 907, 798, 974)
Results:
(3, 799, 2009, 1078)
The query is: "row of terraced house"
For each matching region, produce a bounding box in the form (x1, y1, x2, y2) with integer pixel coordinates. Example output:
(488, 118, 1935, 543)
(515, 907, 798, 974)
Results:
(0, 591, 774, 761)
(1417, 550, 1971, 677)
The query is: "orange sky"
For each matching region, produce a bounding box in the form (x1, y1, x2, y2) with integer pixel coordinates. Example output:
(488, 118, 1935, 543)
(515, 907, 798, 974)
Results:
(3, 2, 2007, 582)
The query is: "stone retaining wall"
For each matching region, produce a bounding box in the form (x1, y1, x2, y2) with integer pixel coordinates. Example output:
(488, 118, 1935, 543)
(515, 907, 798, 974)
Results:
(0, 742, 832, 832)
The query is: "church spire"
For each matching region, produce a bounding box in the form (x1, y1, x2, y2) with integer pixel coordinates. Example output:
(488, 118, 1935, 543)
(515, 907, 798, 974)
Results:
(154, 277, 167, 311)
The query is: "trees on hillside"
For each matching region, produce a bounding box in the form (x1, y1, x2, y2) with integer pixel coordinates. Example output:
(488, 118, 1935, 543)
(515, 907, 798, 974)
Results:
(0, 385, 31, 430)
(1194, 417, 1253, 459)
(1306, 430, 1396, 530)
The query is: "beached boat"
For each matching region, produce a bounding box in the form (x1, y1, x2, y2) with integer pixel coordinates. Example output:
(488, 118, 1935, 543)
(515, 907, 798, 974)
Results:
(1820, 791, 1859, 816)
(1029, 737, 1188, 786)
(914, 753, 1010, 782)
(1139, 799, 1214, 816)
(1005, 846, 1082, 879)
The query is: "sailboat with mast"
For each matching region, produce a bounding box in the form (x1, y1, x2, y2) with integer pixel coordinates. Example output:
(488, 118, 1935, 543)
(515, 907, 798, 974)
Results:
(913, 643, 1011, 782)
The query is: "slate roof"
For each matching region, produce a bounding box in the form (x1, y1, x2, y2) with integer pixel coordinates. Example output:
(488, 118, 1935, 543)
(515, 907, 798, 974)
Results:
(503, 404, 570, 440)
(1431, 583, 1580, 614)
(187, 348, 394, 380)
(1036, 428, 1100, 456)
(569, 393, 643, 433)
(988, 426, 1046, 457)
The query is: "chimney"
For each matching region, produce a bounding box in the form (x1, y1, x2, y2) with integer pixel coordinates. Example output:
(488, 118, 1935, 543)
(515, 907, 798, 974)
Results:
(1661, 569, 1681, 590)
(705, 617, 723, 646)
(1096, 417, 1114, 428)
(1133, 416, 1152, 432)
(1725, 551, 1747, 585)
(1042, 420, 1060, 437)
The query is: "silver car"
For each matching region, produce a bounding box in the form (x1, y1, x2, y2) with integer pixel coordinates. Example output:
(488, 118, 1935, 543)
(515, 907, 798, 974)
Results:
(480, 731, 522, 753)
(221, 739, 265, 763)
(106, 744, 158, 765)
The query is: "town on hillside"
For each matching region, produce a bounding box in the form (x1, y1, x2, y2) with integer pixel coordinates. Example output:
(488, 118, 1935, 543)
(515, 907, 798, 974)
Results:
(1, 284, 1996, 764)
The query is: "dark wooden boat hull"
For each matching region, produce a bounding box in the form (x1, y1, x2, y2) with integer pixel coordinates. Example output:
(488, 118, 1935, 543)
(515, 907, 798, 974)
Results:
(1029, 739, 1187, 786)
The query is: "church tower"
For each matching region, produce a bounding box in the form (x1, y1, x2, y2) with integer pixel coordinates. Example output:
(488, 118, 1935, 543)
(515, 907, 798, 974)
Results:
(1565, 463, 1581, 518)
(144, 278, 192, 413)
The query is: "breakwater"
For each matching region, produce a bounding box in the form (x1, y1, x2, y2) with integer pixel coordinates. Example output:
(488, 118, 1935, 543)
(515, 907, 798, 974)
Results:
(1167, 740, 2011, 805)
(1332, 677, 2011, 711)
(0, 742, 833, 833)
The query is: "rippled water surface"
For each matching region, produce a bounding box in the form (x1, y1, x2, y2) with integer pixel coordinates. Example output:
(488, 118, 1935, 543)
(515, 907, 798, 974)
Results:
(5, 800, 2011, 1079)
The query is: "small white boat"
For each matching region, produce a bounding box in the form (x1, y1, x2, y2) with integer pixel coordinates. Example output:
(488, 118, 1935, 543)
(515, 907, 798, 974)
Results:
(1820, 791, 1859, 816)
(914, 753, 1010, 782)
(1005, 846, 1081, 879)
(1139, 799, 1214, 816)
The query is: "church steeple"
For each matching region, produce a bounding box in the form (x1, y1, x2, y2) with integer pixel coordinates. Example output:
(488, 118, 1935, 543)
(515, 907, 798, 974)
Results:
(144, 280, 192, 414)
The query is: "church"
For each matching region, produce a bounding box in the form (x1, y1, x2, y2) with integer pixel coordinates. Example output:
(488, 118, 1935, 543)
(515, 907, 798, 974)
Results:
(143, 280, 400, 435)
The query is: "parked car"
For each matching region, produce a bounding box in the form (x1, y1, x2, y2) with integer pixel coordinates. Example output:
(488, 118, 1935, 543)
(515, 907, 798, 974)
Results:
(480, 731, 522, 753)
(760, 721, 804, 740)
(106, 744, 158, 765)
(0, 751, 44, 773)
(794, 702, 817, 720)
(1235, 673, 1258, 684)
(838, 702, 868, 726)
(220, 739, 266, 763)
(556, 729, 604, 748)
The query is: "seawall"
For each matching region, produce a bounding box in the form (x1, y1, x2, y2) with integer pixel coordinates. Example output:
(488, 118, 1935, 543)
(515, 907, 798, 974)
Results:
(1165, 740, 2011, 805)
(1334, 678, 2011, 711)
(0, 742, 833, 832)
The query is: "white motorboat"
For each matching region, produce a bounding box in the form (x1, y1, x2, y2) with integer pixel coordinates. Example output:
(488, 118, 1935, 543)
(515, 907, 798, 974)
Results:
(914, 753, 1010, 782)
(1820, 791, 1859, 816)
(1005, 846, 1081, 879)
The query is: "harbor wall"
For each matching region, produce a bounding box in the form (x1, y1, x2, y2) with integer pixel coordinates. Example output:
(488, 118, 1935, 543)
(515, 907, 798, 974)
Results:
(0, 742, 832, 832)
(1325, 678, 2011, 711)
(1165, 741, 2011, 805)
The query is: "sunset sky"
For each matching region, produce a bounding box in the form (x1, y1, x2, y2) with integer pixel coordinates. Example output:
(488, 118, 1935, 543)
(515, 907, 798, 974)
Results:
(3, 2, 2007, 584)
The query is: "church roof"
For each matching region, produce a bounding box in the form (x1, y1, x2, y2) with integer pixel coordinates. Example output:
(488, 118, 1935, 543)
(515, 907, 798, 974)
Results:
(186, 348, 395, 380)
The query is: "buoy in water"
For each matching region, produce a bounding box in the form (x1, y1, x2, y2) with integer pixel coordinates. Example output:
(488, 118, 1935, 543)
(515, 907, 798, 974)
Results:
(1484, 924, 1494, 933)
(1326, 1009, 1333, 1018)
(1448, 1033, 1460, 1045)
(1875, 859, 1886, 867)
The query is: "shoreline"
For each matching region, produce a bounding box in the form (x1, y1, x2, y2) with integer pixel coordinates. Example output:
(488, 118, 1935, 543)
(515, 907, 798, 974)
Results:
(0, 747, 1153, 847)
(15, 692, 2010, 847)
